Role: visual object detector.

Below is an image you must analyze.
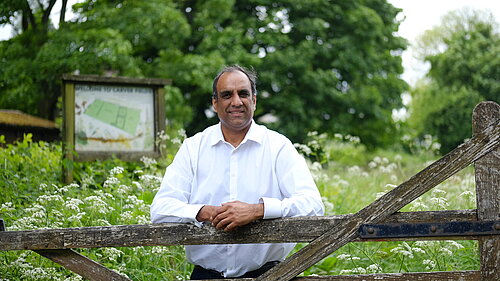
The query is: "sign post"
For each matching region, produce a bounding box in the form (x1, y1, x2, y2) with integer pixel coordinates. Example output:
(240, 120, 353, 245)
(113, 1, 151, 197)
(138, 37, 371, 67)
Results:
(62, 75, 170, 183)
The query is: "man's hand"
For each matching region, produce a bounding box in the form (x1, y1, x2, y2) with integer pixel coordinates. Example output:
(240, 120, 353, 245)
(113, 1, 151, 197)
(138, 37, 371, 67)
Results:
(196, 205, 222, 222)
(212, 201, 264, 232)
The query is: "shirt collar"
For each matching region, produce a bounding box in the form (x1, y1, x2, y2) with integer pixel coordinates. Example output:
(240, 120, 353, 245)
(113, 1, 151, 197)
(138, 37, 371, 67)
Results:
(210, 120, 263, 146)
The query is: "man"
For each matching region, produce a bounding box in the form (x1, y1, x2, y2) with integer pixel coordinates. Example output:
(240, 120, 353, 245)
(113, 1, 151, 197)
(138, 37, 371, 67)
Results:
(150, 65, 324, 279)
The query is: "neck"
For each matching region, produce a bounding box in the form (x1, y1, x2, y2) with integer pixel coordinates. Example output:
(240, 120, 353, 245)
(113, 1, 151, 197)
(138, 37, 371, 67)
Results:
(221, 124, 251, 147)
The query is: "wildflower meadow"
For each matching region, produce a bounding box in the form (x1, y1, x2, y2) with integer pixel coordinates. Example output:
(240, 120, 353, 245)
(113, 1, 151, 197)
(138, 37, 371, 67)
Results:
(0, 131, 479, 280)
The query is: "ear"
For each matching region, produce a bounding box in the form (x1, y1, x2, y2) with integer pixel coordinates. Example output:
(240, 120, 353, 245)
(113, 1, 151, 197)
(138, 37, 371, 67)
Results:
(212, 97, 217, 113)
(252, 94, 257, 110)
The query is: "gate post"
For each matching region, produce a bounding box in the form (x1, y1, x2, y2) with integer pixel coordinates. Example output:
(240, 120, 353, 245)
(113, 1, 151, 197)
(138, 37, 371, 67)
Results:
(473, 101, 500, 281)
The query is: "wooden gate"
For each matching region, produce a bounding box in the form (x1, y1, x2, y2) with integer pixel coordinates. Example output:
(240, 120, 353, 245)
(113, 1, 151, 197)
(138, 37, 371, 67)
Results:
(1, 101, 499, 280)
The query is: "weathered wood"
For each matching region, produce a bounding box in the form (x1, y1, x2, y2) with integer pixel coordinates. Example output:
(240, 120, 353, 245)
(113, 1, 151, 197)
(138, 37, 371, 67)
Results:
(61, 74, 171, 86)
(199, 270, 480, 281)
(34, 249, 131, 281)
(0, 210, 479, 251)
(473, 101, 500, 281)
(292, 270, 480, 280)
(62, 82, 75, 184)
(258, 119, 500, 281)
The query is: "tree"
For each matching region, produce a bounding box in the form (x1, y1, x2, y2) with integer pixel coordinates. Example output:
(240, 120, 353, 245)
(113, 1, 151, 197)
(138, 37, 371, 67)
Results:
(1, 0, 407, 148)
(409, 8, 499, 153)
(156, 0, 408, 147)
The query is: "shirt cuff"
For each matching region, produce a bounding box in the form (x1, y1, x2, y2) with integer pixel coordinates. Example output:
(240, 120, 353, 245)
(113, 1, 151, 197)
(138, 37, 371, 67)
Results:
(260, 197, 282, 219)
(186, 204, 205, 222)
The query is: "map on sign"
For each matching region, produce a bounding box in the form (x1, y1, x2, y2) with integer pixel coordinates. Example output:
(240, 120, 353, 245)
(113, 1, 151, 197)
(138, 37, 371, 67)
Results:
(84, 99, 141, 135)
(74, 84, 155, 152)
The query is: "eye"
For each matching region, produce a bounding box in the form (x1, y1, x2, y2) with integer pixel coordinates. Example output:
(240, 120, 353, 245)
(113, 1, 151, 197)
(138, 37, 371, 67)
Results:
(220, 91, 231, 99)
(238, 90, 250, 98)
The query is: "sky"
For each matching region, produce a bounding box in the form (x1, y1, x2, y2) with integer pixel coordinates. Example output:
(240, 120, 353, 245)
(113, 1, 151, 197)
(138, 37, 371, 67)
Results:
(388, 0, 500, 86)
(1, 0, 499, 86)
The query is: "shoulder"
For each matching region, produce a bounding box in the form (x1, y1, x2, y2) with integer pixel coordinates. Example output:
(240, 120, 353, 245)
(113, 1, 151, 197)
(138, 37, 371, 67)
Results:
(254, 123, 293, 149)
(183, 124, 219, 146)
(181, 125, 220, 155)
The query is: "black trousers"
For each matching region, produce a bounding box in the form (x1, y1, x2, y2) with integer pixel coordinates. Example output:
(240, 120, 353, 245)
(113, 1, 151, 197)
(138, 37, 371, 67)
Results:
(190, 261, 279, 280)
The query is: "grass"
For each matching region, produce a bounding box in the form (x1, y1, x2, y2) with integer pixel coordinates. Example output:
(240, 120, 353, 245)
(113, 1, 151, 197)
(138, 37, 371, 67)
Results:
(0, 131, 480, 280)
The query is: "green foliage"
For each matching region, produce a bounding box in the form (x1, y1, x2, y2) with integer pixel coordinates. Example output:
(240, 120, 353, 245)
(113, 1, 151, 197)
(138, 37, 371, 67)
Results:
(409, 8, 500, 153)
(0, 131, 480, 279)
(0, 131, 189, 280)
(0, 0, 407, 148)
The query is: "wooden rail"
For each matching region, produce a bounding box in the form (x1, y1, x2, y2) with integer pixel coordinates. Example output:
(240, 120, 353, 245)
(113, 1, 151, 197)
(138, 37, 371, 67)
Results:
(0, 101, 499, 281)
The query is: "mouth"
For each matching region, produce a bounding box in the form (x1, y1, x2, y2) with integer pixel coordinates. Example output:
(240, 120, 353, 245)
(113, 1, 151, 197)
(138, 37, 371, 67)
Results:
(228, 110, 245, 115)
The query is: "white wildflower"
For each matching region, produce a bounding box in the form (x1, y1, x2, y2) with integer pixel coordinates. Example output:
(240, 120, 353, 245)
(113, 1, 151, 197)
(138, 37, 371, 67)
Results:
(152, 246, 170, 254)
(36, 194, 63, 204)
(95, 219, 111, 226)
(351, 267, 366, 274)
(137, 215, 150, 224)
(132, 181, 143, 190)
(102, 247, 124, 262)
(446, 240, 464, 249)
(375, 190, 388, 200)
(336, 254, 351, 260)
(439, 247, 453, 256)
(294, 143, 312, 155)
(67, 212, 86, 222)
(1, 202, 15, 212)
(84, 196, 113, 214)
(459, 190, 473, 197)
(110, 166, 124, 176)
(423, 259, 436, 270)
(412, 247, 426, 254)
(430, 197, 449, 209)
(390, 175, 398, 182)
(339, 269, 353, 275)
(64, 198, 84, 212)
(117, 184, 131, 194)
(431, 188, 446, 196)
(177, 128, 187, 139)
(64, 275, 84, 281)
(366, 264, 382, 273)
(103, 176, 119, 188)
(347, 165, 362, 176)
(385, 184, 397, 189)
(409, 198, 429, 211)
(140, 156, 157, 168)
(120, 211, 134, 222)
(310, 162, 322, 172)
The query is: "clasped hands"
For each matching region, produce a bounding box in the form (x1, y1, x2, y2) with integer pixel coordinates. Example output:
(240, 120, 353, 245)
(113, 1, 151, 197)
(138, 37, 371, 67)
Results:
(196, 201, 264, 232)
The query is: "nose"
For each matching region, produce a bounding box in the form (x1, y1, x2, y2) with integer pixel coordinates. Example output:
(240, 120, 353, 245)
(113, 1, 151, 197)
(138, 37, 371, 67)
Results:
(230, 92, 243, 106)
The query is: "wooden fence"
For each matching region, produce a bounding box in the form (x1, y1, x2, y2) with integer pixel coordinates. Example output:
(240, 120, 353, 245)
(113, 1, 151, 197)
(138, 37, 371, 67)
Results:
(1, 101, 499, 281)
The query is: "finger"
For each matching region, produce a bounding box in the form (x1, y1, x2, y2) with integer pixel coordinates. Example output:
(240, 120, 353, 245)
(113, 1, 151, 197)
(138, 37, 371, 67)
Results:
(215, 217, 232, 230)
(214, 205, 228, 216)
(212, 211, 227, 225)
(221, 200, 241, 206)
(224, 222, 238, 232)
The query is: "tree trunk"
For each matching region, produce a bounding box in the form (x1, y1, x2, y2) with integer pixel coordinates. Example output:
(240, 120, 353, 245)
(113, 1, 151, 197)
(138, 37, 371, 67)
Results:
(60, 0, 68, 24)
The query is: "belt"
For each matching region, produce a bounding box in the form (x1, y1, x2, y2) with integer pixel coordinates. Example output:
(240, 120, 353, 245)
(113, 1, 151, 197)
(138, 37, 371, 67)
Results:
(192, 261, 280, 279)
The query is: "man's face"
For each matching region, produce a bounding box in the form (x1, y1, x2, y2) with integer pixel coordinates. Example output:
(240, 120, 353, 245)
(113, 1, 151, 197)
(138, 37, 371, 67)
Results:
(213, 70, 256, 133)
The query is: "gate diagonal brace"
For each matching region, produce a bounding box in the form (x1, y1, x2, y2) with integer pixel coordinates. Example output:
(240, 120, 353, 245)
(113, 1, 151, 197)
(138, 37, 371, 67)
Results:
(359, 220, 500, 238)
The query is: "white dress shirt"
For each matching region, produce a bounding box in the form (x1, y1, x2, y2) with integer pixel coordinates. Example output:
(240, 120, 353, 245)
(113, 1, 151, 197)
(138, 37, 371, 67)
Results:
(150, 121, 324, 277)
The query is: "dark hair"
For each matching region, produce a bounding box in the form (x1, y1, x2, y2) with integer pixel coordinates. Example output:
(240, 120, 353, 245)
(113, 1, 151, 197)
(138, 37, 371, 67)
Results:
(212, 65, 257, 99)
